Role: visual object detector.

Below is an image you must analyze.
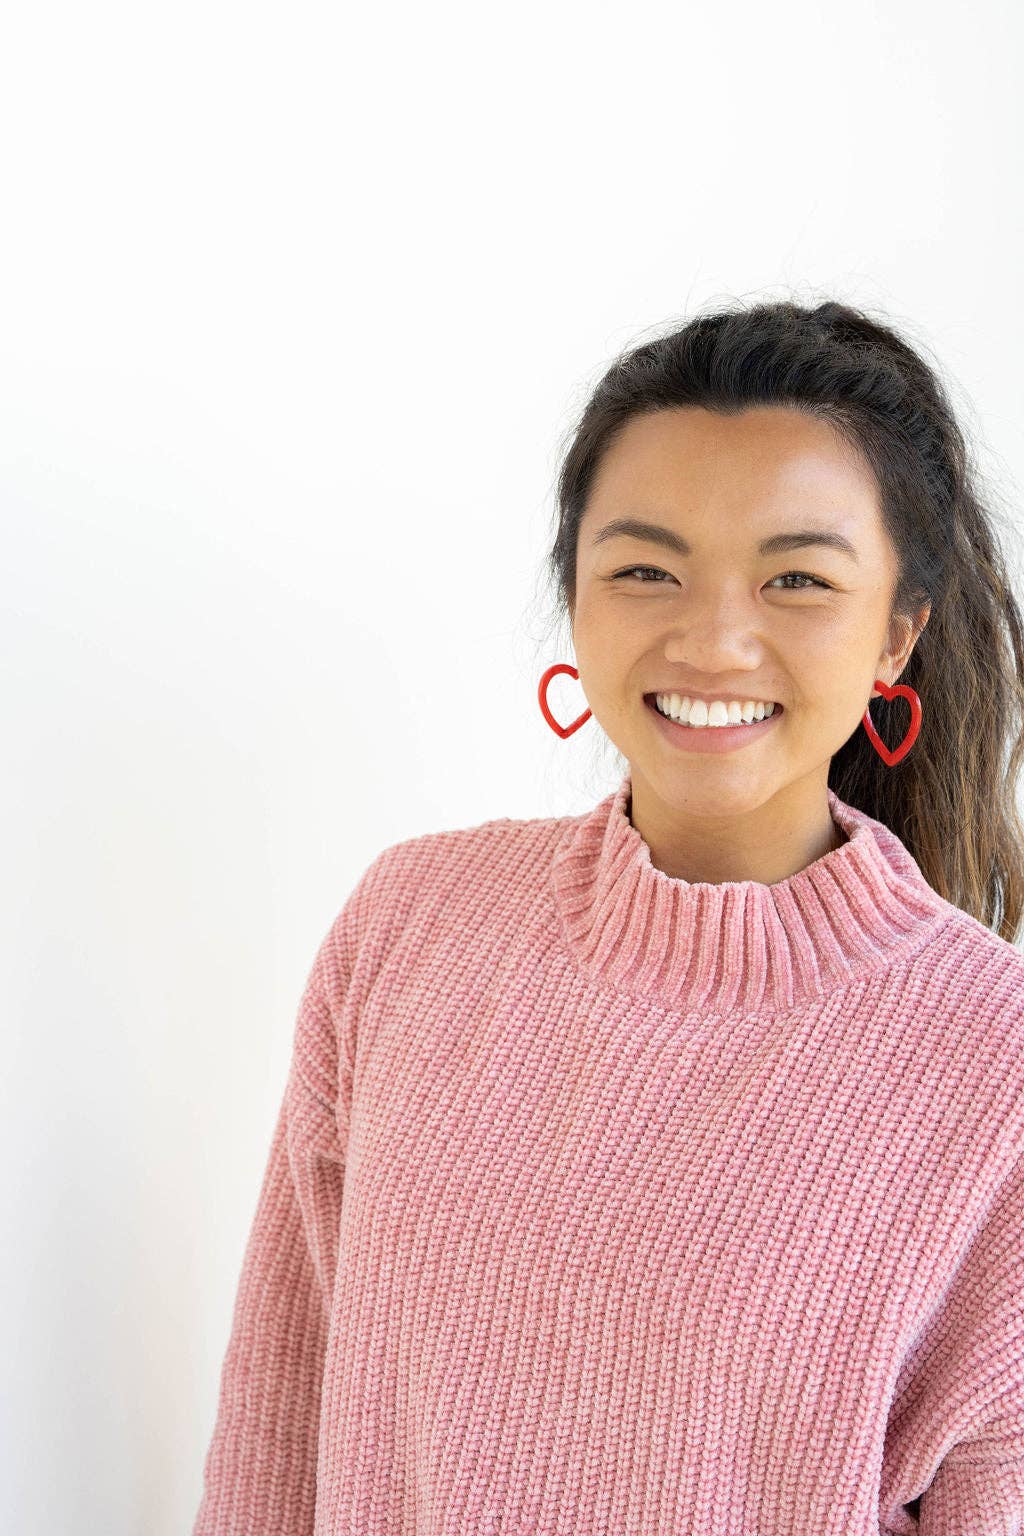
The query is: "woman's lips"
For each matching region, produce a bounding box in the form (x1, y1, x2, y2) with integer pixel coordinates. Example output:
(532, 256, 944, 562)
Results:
(643, 694, 784, 754)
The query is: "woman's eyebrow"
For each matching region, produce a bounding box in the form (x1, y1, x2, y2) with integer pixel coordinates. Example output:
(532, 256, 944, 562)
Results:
(590, 516, 860, 563)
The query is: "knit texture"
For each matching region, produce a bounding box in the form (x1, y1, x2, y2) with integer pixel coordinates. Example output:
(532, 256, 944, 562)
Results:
(192, 773, 1024, 1534)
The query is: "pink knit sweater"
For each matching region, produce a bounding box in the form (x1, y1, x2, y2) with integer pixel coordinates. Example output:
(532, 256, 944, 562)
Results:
(192, 774, 1024, 1534)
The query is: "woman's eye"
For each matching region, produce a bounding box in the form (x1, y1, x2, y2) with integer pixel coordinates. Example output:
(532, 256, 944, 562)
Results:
(611, 566, 831, 591)
(771, 572, 832, 590)
(612, 565, 672, 583)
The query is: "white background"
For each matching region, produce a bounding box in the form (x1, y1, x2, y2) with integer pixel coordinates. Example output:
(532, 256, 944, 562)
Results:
(3, 1, 1022, 1530)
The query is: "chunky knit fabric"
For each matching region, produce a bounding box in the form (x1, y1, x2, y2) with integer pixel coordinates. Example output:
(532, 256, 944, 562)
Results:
(192, 773, 1024, 1535)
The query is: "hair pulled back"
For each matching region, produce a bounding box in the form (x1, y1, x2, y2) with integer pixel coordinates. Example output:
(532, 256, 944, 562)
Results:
(543, 297, 1024, 943)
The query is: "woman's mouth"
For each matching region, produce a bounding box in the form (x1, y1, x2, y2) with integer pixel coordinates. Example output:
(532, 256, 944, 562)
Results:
(643, 694, 784, 755)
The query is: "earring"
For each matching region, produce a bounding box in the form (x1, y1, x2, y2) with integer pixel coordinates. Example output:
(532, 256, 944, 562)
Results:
(537, 664, 923, 765)
(861, 679, 922, 765)
(537, 663, 593, 739)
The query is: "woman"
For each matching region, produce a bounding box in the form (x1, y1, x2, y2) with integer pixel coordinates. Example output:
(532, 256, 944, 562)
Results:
(193, 299, 1024, 1534)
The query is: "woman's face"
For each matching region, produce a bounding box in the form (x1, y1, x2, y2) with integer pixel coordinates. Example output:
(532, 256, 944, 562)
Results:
(570, 405, 930, 820)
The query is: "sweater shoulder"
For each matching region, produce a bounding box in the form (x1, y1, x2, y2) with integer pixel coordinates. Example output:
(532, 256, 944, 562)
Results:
(926, 898, 1024, 976)
(333, 804, 577, 942)
(370, 804, 574, 895)
(912, 899, 1024, 1045)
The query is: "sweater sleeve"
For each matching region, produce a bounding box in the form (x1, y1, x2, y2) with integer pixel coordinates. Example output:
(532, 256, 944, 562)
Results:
(899, 1147, 1024, 1535)
(191, 899, 358, 1536)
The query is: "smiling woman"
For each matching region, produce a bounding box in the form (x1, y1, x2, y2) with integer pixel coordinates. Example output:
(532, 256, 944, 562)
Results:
(558, 400, 926, 885)
(192, 297, 1024, 1536)
(543, 297, 1024, 939)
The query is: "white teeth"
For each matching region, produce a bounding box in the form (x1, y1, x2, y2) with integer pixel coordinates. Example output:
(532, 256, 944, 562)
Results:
(654, 694, 777, 726)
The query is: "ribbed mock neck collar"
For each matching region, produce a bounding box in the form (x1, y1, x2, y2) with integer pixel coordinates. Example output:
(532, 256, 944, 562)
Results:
(551, 772, 950, 1015)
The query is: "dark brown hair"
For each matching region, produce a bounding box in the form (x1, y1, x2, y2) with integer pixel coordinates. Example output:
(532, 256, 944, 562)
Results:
(540, 297, 1024, 943)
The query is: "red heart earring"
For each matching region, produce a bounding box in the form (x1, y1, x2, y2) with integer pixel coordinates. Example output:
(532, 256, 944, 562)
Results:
(538, 664, 923, 765)
(537, 663, 592, 739)
(861, 679, 922, 765)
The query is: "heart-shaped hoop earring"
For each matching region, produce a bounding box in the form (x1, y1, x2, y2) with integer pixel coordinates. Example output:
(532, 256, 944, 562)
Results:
(538, 663, 923, 766)
(861, 678, 922, 766)
(537, 663, 592, 739)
